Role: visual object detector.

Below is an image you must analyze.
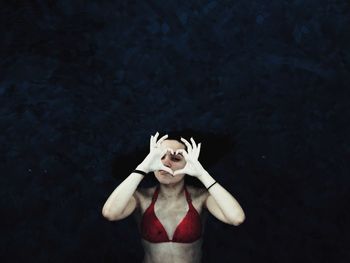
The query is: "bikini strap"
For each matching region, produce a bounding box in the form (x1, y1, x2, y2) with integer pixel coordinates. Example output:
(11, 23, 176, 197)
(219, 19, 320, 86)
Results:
(184, 186, 192, 202)
(152, 185, 160, 202)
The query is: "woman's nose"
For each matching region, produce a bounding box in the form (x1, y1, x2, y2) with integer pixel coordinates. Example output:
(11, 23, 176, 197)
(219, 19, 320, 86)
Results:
(162, 155, 172, 167)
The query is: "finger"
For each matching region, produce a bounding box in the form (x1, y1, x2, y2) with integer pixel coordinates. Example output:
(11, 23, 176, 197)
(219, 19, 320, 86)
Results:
(150, 135, 153, 149)
(160, 147, 168, 156)
(160, 165, 174, 175)
(154, 132, 159, 141)
(157, 134, 168, 146)
(196, 143, 201, 158)
(180, 137, 192, 152)
(166, 148, 174, 155)
(175, 149, 183, 155)
(190, 137, 197, 149)
(174, 169, 185, 176)
(192, 141, 200, 158)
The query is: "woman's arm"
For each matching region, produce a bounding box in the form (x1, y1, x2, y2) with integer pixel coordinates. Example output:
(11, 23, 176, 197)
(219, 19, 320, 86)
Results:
(102, 132, 173, 221)
(199, 170, 245, 226)
(102, 165, 146, 221)
(174, 137, 245, 226)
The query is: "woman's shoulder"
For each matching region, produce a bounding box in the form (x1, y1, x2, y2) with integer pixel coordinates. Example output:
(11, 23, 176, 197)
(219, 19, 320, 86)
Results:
(135, 185, 157, 200)
(186, 184, 209, 200)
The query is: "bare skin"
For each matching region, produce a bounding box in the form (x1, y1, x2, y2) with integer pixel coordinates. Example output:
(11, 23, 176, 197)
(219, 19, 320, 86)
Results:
(102, 134, 245, 263)
(133, 140, 208, 263)
(133, 184, 209, 263)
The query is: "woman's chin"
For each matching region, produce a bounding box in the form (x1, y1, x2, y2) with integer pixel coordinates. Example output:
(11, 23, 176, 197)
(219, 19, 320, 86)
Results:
(155, 172, 185, 185)
(155, 174, 173, 184)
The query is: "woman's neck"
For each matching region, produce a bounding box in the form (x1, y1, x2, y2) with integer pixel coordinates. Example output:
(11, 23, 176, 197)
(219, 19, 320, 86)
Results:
(158, 180, 185, 199)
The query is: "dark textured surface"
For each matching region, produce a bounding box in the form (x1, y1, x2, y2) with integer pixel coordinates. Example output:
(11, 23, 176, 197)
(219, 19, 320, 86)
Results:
(1, 1, 349, 262)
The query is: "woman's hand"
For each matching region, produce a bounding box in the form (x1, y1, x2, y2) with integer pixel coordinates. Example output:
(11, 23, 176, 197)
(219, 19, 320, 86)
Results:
(173, 137, 206, 178)
(138, 132, 174, 175)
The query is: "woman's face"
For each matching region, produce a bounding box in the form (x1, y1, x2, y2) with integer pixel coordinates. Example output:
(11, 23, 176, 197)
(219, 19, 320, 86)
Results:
(154, 139, 187, 185)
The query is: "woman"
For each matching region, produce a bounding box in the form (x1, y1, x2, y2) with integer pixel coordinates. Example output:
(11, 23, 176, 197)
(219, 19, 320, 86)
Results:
(102, 132, 245, 263)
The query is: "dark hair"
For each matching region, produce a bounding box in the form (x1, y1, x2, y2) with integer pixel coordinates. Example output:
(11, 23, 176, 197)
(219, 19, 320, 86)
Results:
(163, 131, 188, 151)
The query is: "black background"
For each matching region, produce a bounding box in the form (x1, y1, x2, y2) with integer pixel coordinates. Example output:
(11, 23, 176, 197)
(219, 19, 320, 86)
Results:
(1, 1, 349, 262)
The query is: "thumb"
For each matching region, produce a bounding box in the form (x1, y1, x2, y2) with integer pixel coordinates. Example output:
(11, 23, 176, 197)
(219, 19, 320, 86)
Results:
(160, 165, 174, 175)
(173, 168, 185, 176)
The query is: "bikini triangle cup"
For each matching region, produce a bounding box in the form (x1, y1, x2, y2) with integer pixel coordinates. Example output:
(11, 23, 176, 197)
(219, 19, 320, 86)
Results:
(141, 185, 202, 243)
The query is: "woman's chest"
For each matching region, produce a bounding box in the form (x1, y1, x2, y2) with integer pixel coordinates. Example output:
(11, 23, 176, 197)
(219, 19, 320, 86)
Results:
(154, 200, 190, 231)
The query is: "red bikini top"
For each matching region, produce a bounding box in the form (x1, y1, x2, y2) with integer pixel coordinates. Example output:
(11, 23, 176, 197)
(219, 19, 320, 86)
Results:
(140, 185, 202, 243)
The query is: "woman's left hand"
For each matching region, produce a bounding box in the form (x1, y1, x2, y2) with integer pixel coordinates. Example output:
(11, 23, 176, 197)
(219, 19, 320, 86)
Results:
(173, 137, 206, 178)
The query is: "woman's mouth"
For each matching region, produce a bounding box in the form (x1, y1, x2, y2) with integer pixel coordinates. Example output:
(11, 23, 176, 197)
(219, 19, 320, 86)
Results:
(160, 170, 172, 175)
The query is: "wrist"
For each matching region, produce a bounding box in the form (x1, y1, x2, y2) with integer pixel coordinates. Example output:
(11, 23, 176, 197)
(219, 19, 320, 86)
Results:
(136, 164, 150, 174)
(197, 170, 216, 188)
(194, 163, 206, 178)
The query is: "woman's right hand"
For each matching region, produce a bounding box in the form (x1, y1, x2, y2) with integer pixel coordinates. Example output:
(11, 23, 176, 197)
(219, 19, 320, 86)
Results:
(138, 132, 174, 175)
